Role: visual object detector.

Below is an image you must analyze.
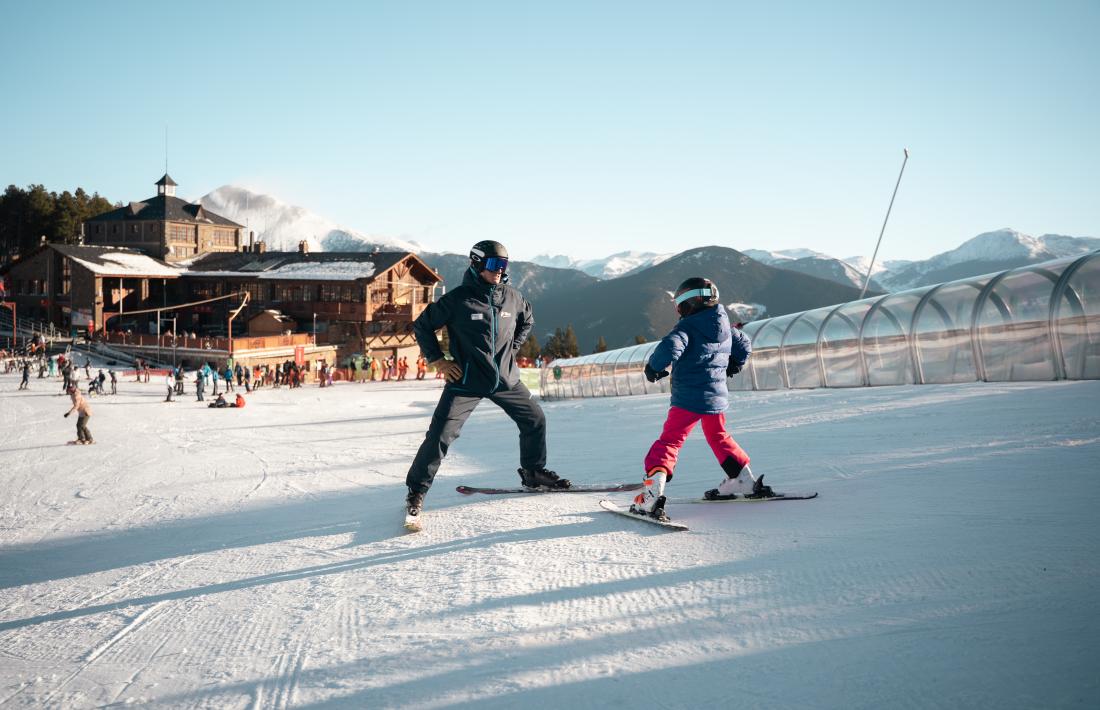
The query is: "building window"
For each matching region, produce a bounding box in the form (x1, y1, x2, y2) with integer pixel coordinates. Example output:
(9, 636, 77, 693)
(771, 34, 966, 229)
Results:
(242, 281, 266, 303)
(60, 257, 71, 296)
(131, 224, 139, 234)
(168, 224, 196, 244)
(211, 229, 236, 247)
(274, 284, 301, 302)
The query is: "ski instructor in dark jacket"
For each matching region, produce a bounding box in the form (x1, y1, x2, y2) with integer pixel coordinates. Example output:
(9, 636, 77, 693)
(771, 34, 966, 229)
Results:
(404, 240, 570, 521)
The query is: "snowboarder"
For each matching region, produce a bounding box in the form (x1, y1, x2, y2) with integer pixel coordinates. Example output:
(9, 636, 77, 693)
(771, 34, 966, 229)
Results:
(195, 371, 205, 401)
(109, 369, 117, 394)
(63, 383, 94, 444)
(403, 240, 568, 522)
(631, 277, 772, 522)
(19, 360, 30, 390)
(165, 372, 175, 402)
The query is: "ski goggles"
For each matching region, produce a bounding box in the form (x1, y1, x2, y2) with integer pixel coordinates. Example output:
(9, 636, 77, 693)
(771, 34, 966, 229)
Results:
(674, 287, 713, 304)
(480, 256, 509, 273)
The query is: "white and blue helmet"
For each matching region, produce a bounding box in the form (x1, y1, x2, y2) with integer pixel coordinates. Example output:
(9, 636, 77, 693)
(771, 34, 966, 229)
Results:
(675, 277, 720, 317)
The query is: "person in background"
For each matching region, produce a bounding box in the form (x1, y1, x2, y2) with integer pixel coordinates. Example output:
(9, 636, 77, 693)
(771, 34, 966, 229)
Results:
(63, 383, 94, 444)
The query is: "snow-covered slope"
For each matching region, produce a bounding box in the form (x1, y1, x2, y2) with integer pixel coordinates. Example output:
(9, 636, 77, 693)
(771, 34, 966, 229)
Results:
(201, 185, 426, 254)
(529, 251, 673, 279)
(1, 373, 1096, 707)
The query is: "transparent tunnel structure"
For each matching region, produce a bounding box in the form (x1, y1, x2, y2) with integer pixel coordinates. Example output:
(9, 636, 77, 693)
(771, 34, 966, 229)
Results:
(540, 252, 1100, 399)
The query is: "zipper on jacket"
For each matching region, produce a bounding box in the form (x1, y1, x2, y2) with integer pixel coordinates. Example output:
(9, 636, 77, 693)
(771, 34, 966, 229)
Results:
(489, 285, 500, 393)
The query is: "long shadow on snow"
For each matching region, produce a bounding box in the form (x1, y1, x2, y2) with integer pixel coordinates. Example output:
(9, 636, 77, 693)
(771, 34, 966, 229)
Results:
(0, 516, 615, 632)
(0, 481, 446, 592)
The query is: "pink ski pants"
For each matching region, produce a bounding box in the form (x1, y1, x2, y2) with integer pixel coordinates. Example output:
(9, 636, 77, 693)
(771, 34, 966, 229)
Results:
(644, 406, 749, 478)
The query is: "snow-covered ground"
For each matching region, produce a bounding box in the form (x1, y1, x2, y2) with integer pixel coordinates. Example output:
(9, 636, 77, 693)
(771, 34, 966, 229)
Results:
(1, 371, 1098, 708)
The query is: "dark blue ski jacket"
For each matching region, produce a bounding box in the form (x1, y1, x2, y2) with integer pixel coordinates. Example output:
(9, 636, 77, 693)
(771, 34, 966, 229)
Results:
(412, 267, 534, 396)
(646, 305, 751, 414)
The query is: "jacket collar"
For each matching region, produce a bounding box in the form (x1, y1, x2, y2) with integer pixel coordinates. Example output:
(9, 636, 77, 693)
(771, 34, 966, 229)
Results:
(463, 265, 506, 296)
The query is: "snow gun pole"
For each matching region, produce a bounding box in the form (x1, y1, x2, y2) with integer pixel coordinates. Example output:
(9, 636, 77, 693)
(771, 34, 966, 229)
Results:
(227, 292, 250, 356)
(860, 148, 909, 300)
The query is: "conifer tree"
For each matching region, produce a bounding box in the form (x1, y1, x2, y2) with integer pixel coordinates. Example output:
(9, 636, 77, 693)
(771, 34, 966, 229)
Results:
(563, 325, 579, 357)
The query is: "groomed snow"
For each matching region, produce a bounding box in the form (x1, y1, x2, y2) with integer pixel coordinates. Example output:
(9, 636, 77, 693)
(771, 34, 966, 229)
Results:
(1, 373, 1098, 708)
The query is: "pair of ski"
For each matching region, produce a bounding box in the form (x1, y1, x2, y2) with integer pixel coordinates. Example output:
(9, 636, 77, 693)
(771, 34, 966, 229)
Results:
(404, 482, 647, 532)
(451, 482, 817, 532)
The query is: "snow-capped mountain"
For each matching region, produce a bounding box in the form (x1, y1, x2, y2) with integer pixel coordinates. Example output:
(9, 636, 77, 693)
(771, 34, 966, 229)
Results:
(529, 251, 673, 280)
(842, 255, 914, 278)
(200, 185, 426, 254)
(742, 248, 832, 263)
(741, 230, 1098, 293)
(875, 229, 1100, 291)
(744, 248, 886, 292)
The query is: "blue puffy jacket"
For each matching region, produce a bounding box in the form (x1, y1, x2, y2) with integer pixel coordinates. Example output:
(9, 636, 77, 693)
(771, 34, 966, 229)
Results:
(647, 305, 752, 414)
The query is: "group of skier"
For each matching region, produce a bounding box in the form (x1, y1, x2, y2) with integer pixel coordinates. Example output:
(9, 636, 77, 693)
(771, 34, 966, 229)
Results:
(402, 240, 771, 525)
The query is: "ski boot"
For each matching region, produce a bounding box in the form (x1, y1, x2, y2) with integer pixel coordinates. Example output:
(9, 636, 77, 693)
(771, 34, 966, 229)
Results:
(705, 460, 773, 500)
(406, 489, 425, 517)
(518, 467, 571, 490)
(631, 467, 671, 522)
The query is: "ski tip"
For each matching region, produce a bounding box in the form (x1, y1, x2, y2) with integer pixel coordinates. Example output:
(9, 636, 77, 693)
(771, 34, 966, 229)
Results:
(455, 486, 475, 495)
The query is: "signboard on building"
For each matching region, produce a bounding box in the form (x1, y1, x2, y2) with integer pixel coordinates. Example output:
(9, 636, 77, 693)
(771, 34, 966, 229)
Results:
(294, 345, 305, 366)
(71, 310, 93, 327)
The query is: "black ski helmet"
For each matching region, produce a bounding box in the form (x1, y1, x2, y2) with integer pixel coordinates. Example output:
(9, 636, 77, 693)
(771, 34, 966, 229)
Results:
(674, 277, 720, 317)
(469, 240, 508, 266)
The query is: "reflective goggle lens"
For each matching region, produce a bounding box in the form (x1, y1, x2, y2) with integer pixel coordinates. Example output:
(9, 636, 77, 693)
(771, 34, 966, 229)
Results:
(482, 256, 509, 273)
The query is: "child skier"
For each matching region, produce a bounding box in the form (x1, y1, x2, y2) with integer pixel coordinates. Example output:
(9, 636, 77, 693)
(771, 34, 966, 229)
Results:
(631, 277, 772, 522)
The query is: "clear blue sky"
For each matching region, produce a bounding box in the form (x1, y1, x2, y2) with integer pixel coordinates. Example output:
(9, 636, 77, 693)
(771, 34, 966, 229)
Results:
(2, 0, 1097, 261)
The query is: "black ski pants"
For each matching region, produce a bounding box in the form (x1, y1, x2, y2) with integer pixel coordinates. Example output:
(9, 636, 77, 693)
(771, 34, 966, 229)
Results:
(406, 381, 546, 495)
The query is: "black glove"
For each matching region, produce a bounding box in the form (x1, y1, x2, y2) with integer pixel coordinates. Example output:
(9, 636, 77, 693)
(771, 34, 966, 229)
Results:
(64, 412, 70, 418)
(727, 361, 743, 376)
(644, 364, 669, 383)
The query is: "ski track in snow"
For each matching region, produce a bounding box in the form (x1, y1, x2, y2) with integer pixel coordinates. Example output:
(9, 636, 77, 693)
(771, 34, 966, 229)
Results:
(0, 371, 1098, 708)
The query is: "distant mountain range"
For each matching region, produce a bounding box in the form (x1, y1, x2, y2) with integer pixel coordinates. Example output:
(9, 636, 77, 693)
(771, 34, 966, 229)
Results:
(199, 185, 1097, 352)
(528, 251, 673, 279)
(743, 230, 1098, 292)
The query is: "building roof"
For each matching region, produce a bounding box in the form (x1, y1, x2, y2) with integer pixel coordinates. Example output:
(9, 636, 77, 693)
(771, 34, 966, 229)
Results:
(183, 251, 440, 283)
(156, 174, 178, 187)
(86, 194, 243, 228)
(52, 244, 183, 277)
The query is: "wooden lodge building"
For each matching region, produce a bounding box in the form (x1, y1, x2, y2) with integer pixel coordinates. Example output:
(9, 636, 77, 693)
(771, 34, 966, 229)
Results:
(0, 175, 443, 369)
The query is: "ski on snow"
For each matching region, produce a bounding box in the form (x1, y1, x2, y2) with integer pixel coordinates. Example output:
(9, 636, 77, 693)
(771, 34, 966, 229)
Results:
(456, 482, 644, 495)
(600, 491, 818, 531)
(668, 491, 818, 504)
(598, 500, 689, 531)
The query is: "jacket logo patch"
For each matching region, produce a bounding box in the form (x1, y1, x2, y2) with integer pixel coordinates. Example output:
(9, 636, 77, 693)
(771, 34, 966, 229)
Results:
(470, 313, 484, 320)
(500, 311, 512, 318)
